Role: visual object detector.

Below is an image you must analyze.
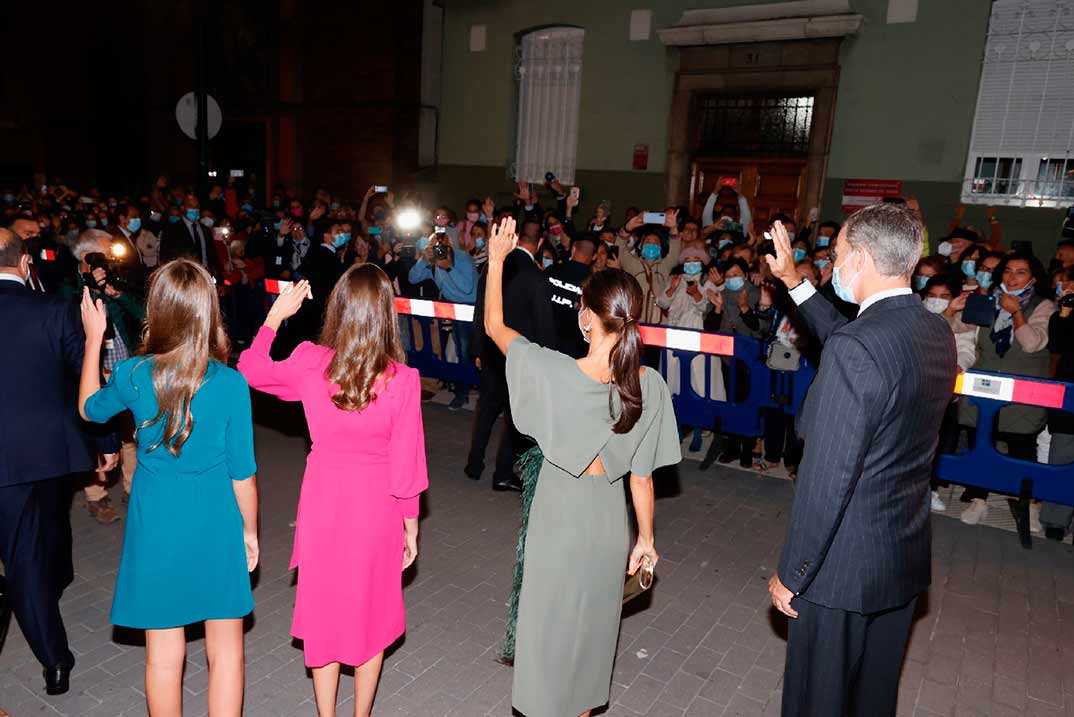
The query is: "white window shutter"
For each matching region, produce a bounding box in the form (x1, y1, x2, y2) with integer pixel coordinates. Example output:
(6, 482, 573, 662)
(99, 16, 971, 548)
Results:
(513, 27, 585, 185)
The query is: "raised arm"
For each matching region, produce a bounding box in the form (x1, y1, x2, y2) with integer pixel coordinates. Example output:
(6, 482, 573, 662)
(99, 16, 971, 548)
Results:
(236, 280, 312, 401)
(484, 216, 523, 356)
(765, 220, 848, 346)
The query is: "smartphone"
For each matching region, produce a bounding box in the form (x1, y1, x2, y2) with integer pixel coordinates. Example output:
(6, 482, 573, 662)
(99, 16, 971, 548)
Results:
(608, 244, 619, 259)
(963, 293, 997, 327)
(642, 211, 666, 225)
(570, 186, 581, 200)
(374, 185, 389, 193)
(229, 169, 244, 178)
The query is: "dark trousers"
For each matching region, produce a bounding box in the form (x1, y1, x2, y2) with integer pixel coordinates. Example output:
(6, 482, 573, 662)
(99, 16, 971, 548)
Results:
(0, 476, 73, 668)
(763, 408, 802, 468)
(466, 362, 529, 482)
(961, 431, 1037, 501)
(783, 596, 918, 717)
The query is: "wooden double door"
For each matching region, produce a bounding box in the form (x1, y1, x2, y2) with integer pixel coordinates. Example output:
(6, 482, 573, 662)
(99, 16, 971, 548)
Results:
(690, 157, 807, 235)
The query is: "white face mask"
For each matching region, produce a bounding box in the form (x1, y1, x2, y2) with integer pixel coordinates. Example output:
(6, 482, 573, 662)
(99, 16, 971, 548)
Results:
(578, 308, 592, 343)
(923, 297, 950, 314)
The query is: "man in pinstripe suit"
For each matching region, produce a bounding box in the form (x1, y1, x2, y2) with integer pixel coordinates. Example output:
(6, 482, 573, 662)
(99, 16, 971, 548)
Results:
(765, 204, 956, 716)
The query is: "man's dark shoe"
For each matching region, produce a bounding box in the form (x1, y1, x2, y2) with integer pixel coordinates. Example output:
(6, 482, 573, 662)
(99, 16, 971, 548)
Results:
(463, 465, 482, 481)
(44, 652, 74, 696)
(492, 476, 523, 492)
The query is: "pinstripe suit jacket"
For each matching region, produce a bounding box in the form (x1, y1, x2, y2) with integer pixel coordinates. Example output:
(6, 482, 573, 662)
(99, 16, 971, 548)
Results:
(777, 291, 956, 614)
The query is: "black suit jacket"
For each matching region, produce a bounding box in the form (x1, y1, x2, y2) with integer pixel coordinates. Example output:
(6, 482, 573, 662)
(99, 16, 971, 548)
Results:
(778, 291, 956, 613)
(0, 279, 115, 488)
(472, 248, 556, 364)
(160, 218, 223, 277)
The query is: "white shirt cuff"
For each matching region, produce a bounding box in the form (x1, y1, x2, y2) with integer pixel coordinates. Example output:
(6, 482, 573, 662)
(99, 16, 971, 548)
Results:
(789, 280, 818, 306)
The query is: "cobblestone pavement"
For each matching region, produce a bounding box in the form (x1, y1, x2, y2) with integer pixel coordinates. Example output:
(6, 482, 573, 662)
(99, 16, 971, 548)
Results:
(2, 397, 1073, 716)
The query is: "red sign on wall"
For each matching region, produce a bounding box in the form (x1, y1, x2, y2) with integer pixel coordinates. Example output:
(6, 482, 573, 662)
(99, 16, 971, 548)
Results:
(633, 143, 649, 171)
(841, 179, 903, 214)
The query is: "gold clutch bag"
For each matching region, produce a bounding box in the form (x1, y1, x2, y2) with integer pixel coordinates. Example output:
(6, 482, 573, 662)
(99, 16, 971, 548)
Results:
(623, 557, 655, 604)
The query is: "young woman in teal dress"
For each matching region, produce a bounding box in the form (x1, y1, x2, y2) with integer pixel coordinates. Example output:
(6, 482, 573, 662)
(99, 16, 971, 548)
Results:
(484, 218, 681, 717)
(78, 259, 259, 717)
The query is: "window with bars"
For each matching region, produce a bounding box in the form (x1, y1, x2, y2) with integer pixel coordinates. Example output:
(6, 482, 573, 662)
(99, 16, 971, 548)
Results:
(695, 95, 815, 156)
(512, 27, 585, 185)
(962, 0, 1074, 206)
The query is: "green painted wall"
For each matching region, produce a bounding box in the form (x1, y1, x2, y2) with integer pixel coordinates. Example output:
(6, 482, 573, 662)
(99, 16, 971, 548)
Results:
(426, 0, 1069, 255)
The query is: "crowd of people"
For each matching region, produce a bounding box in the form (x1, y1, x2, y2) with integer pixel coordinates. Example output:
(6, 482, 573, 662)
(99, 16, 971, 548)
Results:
(2, 171, 1074, 715)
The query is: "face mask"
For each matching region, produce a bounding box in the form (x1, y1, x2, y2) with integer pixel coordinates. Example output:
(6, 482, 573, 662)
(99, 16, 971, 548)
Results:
(718, 238, 733, 250)
(66, 229, 79, 240)
(725, 276, 745, 292)
(976, 271, 993, 290)
(683, 261, 702, 276)
(273, 220, 282, 231)
(241, 203, 254, 213)
(913, 275, 929, 291)
(924, 297, 950, 314)
(85, 220, 97, 228)
(331, 233, 349, 249)
(961, 260, 977, 277)
(100, 218, 109, 226)
(127, 218, 141, 232)
(185, 208, 200, 221)
(832, 251, 860, 304)
(200, 216, 215, 228)
(592, 223, 604, 232)
(578, 309, 592, 343)
(817, 235, 831, 248)
(466, 211, 480, 222)
(292, 208, 304, 219)
(415, 237, 430, 253)
(1001, 282, 1030, 296)
(1056, 282, 1064, 298)
(793, 248, 807, 263)
(815, 258, 831, 270)
(641, 243, 661, 261)
(937, 241, 953, 257)
(474, 237, 485, 249)
(2, 194, 13, 202)
(368, 226, 382, 236)
(168, 215, 181, 224)
(542, 257, 554, 268)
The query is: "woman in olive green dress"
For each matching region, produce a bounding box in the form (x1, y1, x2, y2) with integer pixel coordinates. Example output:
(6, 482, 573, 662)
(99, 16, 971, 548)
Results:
(484, 217, 681, 717)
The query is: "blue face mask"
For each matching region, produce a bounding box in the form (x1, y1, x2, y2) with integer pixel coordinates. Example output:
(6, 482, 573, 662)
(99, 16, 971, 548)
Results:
(185, 208, 200, 222)
(641, 243, 661, 261)
(127, 218, 141, 232)
(85, 220, 97, 228)
(817, 235, 831, 248)
(913, 275, 929, 291)
(683, 261, 703, 276)
(815, 258, 830, 270)
(273, 220, 282, 231)
(332, 233, 350, 249)
(1058, 282, 1065, 298)
(725, 276, 745, 292)
(168, 215, 181, 224)
(793, 248, 807, 263)
(961, 260, 977, 277)
(66, 229, 79, 240)
(833, 257, 859, 304)
(474, 237, 485, 249)
(368, 226, 382, 236)
(100, 218, 109, 226)
(542, 257, 554, 269)
(241, 203, 254, 213)
(1001, 282, 1030, 296)
(976, 270, 993, 289)
(718, 238, 734, 250)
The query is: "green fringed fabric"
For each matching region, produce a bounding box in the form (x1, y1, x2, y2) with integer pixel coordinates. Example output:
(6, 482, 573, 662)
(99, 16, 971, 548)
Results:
(498, 445, 544, 664)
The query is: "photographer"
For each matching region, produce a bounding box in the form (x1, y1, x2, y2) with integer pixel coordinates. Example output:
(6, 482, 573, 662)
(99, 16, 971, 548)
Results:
(409, 230, 478, 410)
(59, 230, 145, 522)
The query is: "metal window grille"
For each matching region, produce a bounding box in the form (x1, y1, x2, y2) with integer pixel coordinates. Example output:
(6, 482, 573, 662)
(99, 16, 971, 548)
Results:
(695, 95, 815, 156)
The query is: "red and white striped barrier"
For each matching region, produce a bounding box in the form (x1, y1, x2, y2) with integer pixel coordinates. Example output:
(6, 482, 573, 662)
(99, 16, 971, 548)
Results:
(956, 372, 1066, 409)
(264, 279, 312, 297)
(39, 249, 56, 261)
(394, 297, 475, 322)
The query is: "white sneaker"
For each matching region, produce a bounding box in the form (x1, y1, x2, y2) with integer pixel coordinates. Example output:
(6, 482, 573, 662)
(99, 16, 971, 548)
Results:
(1029, 502, 1043, 534)
(930, 491, 947, 513)
(961, 498, 988, 525)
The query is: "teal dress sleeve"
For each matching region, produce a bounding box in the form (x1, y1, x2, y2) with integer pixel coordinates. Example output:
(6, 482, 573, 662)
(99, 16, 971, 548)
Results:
(225, 370, 258, 480)
(84, 358, 138, 424)
(630, 371, 682, 477)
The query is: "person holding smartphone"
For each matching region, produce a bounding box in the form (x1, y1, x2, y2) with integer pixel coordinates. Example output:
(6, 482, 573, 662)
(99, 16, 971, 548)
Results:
(78, 260, 259, 716)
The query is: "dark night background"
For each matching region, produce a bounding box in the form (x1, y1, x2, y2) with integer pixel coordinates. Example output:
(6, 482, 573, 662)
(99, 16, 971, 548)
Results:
(0, 0, 428, 199)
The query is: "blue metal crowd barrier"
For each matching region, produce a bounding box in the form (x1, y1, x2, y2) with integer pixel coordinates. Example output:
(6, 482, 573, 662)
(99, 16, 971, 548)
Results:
(393, 299, 1074, 509)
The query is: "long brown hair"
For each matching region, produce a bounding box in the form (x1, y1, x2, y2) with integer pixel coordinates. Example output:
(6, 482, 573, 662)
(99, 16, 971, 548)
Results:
(139, 259, 230, 455)
(319, 263, 406, 411)
(581, 269, 644, 433)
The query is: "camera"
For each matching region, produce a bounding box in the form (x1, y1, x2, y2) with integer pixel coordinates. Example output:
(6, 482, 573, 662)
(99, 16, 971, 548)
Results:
(433, 243, 451, 262)
(1061, 293, 1074, 310)
(83, 251, 127, 293)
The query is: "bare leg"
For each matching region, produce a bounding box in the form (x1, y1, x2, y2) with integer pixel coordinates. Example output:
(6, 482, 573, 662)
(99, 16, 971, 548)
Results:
(205, 618, 245, 716)
(354, 651, 384, 717)
(312, 662, 341, 717)
(145, 627, 186, 717)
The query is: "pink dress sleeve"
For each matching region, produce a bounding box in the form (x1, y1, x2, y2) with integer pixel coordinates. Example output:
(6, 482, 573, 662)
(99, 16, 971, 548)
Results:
(388, 367, 429, 518)
(237, 326, 312, 402)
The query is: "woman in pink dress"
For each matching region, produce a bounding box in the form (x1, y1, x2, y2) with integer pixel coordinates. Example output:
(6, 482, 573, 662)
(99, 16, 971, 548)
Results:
(238, 265, 428, 716)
